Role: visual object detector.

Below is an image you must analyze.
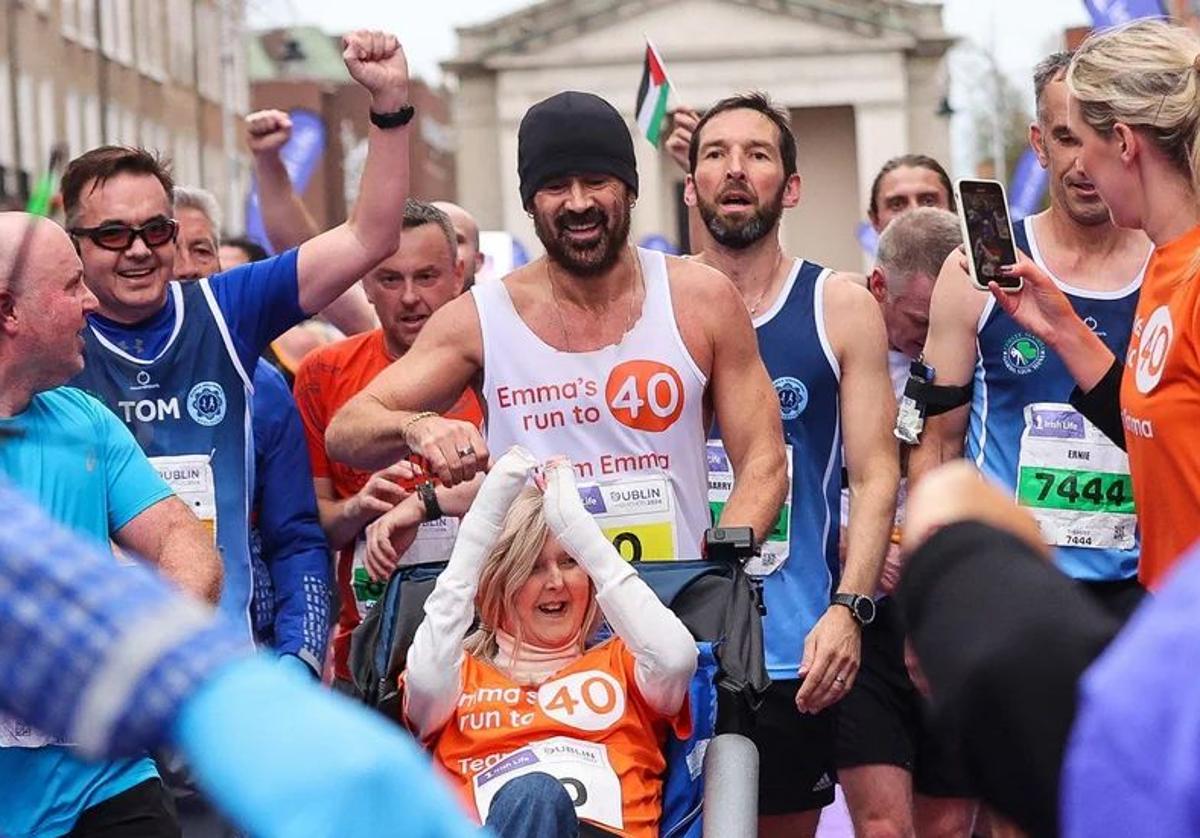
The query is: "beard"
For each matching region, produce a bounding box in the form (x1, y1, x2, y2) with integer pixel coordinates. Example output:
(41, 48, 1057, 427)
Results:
(697, 181, 785, 249)
(534, 202, 631, 277)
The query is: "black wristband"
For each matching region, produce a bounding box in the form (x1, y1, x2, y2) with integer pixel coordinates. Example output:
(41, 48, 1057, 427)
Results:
(369, 104, 415, 129)
(417, 480, 442, 522)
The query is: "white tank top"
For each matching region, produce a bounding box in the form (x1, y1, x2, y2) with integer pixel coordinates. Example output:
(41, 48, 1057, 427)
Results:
(474, 248, 710, 559)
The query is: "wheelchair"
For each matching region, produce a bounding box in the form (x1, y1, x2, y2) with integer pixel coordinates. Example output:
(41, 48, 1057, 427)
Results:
(348, 533, 770, 838)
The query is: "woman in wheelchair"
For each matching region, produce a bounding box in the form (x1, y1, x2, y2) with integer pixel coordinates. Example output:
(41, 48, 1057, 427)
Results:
(402, 447, 697, 837)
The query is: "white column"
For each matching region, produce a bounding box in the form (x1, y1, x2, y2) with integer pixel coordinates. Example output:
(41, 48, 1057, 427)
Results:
(852, 101, 907, 269)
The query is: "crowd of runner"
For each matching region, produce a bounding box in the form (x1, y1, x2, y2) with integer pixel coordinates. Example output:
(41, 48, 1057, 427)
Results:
(3, 16, 1200, 838)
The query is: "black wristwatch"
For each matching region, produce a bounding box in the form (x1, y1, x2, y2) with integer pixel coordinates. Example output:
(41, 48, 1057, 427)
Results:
(369, 104, 415, 129)
(831, 593, 876, 626)
(417, 480, 442, 522)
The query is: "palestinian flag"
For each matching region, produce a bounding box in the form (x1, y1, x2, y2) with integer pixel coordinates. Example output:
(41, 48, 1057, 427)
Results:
(635, 40, 671, 147)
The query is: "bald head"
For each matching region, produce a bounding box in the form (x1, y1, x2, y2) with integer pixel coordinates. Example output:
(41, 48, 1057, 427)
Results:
(432, 201, 483, 290)
(0, 213, 76, 299)
(0, 212, 96, 401)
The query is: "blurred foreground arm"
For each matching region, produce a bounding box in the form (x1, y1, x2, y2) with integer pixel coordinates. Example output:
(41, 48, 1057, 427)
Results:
(0, 480, 477, 837)
(896, 463, 1117, 838)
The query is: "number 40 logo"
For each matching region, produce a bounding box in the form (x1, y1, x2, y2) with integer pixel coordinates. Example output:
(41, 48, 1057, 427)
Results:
(538, 670, 626, 732)
(606, 360, 685, 433)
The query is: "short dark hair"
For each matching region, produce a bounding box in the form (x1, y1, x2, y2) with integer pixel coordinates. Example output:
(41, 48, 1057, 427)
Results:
(402, 199, 457, 263)
(221, 236, 269, 264)
(867, 154, 955, 221)
(1033, 51, 1073, 123)
(688, 92, 798, 179)
(61, 146, 174, 227)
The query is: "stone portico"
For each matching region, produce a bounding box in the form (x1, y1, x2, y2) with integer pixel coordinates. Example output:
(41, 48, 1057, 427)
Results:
(446, 0, 953, 272)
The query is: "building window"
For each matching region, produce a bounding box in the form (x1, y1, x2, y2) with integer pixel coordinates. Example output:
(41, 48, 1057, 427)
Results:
(83, 93, 102, 150)
(63, 0, 79, 40)
(136, 0, 167, 80)
(16, 74, 37, 177)
(0, 62, 14, 199)
(78, 0, 98, 48)
(65, 89, 83, 157)
(100, 0, 116, 58)
(168, 0, 195, 85)
(100, 0, 134, 63)
(116, 0, 134, 65)
(37, 78, 56, 169)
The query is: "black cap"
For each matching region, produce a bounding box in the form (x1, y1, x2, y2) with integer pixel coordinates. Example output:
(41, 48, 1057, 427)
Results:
(518, 91, 638, 208)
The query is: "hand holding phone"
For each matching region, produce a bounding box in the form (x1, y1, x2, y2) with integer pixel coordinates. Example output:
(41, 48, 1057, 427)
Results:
(954, 178, 1022, 292)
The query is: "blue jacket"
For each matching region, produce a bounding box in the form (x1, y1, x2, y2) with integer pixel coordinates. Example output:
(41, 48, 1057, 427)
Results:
(250, 360, 333, 674)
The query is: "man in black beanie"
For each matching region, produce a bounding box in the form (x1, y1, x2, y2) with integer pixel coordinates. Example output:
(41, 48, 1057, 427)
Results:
(327, 90, 789, 583)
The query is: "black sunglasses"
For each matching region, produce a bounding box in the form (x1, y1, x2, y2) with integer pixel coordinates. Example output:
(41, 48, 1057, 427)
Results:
(69, 217, 178, 251)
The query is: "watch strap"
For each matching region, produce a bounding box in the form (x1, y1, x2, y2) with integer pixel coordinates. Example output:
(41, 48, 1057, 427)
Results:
(831, 593, 873, 625)
(417, 481, 442, 522)
(369, 104, 415, 129)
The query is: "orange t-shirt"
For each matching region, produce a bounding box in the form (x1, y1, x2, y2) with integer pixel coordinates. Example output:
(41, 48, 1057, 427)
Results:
(424, 639, 691, 837)
(1120, 224, 1200, 589)
(293, 329, 483, 679)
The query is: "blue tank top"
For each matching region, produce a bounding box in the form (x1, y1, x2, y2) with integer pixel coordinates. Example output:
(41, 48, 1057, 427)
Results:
(710, 260, 841, 679)
(73, 279, 255, 634)
(968, 217, 1143, 581)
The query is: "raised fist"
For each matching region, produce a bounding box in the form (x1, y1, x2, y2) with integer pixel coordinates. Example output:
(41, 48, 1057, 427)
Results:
(342, 30, 410, 112)
(244, 109, 292, 156)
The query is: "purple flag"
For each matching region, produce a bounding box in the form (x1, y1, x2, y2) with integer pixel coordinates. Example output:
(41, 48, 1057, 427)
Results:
(1008, 149, 1050, 221)
(244, 109, 326, 254)
(856, 221, 879, 259)
(1082, 0, 1165, 28)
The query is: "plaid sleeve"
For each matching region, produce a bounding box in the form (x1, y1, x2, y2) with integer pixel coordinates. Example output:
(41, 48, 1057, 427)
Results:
(0, 480, 253, 759)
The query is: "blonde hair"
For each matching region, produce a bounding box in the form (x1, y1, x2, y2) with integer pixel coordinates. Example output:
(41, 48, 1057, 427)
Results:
(1067, 19, 1200, 196)
(463, 488, 600, 666)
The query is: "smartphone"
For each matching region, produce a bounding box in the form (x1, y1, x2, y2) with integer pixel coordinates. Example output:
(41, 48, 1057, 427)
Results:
(954, 178, 1022, 292)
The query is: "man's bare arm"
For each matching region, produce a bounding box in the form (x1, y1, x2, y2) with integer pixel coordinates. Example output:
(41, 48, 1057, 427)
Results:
(326, 295, 484, 478)
(908, 251, 989, 486)
(246, 110, 378, 335)
(830, 279, 899, 599)
(795, 278, 898, 714)
(700, 267, 788, 542)
(114, 497, 222, 604)
(293, 32, 410, 316)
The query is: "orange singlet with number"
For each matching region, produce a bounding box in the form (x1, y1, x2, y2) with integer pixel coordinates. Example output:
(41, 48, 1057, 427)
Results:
(424, 639, 690, 837)
(1119, 224, 1200, 589)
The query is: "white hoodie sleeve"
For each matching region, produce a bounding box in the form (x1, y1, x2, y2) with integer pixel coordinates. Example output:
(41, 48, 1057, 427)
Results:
(541, 461, 698, 716)
(403, 447, 538, 739)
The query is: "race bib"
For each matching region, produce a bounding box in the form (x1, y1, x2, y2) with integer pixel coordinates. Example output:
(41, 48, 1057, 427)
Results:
(706, 441, 793, 576)
(350, 517, 460, 617)
(151, 453, 217, 542)
(1016, 403, 1136, 551)
(472, 737, 624, 831)
(577, 476, 678, 561)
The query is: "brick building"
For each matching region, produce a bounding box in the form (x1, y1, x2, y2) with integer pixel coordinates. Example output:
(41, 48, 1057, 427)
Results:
(1, 0, 250, 226)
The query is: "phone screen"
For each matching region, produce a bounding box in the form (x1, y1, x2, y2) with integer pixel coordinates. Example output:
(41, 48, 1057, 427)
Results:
(960, 180, 1019, 289)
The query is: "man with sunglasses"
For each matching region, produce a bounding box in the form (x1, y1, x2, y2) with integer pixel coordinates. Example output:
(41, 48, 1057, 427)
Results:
(64, 30, 408, 640)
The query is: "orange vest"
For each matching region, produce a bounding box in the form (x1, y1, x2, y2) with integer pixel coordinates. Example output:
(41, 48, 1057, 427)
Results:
(1120, 224, 1200, 588)
(426, 639, 690, 837)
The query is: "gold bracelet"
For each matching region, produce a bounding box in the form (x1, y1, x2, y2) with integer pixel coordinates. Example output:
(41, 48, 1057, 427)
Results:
(401, 411, 438, 441)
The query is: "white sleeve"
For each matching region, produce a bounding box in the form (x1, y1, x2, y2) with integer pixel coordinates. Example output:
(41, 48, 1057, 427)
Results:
(403, 447, 537, 738)
(542, 462, 697, 716)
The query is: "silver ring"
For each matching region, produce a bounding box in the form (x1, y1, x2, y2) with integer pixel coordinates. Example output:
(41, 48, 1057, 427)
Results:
(456, 445, 475, 459)
(834, 676, 847, 685)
